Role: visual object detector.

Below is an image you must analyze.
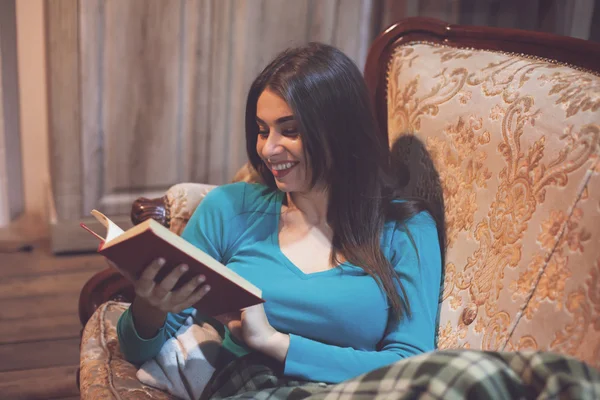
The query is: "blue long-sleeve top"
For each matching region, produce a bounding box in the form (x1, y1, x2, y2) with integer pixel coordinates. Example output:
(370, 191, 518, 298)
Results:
(117, 182, 442, 384)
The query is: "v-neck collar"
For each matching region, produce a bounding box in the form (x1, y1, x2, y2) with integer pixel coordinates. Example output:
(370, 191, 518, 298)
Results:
(270, 190, 346, 280)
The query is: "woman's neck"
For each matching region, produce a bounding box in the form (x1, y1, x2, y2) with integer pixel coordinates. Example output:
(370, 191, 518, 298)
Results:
(284, 189, 329, 226)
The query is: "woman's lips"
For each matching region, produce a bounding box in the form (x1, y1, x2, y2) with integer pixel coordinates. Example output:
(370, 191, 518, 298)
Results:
(270, 162, 298, 179)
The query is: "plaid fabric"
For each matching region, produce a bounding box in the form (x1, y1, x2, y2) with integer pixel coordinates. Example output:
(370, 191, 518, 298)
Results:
(202, 350, 600, 400)
(200, 352, 330, 400)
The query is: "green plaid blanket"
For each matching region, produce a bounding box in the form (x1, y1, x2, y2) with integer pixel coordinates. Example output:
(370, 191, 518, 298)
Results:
(201, 350, 600, 400)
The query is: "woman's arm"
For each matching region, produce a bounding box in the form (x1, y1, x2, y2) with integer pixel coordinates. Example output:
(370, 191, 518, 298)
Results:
(117, 305, 195, 364)
(130, 296, 168, 339)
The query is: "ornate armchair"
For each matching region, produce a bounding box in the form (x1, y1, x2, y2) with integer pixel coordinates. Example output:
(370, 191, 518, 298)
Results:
(78, 17, 600, 399)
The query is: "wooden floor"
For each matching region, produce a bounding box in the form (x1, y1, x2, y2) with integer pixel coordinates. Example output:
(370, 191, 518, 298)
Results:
(0, 237, 106, 399)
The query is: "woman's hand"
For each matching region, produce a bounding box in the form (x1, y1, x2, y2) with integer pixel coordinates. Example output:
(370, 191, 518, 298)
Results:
(123, 257, 211, 314)
(240, 304, 276, 350)
(108, 257, 212, 339)
(224, 304, 290, 362)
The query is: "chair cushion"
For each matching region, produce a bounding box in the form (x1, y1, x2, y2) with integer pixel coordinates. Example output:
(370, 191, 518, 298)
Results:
(386, 42, 600, 368)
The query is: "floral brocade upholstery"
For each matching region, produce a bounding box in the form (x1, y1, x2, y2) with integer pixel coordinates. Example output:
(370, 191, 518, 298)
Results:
(387, 43, 599, 367)
(163, 183, 217, 236)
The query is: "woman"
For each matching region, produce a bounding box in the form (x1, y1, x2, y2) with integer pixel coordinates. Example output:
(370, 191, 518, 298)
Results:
(117, 42, 443, 395)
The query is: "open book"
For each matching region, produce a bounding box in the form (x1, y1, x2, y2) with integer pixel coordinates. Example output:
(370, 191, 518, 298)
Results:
(81, 210, 264, 316)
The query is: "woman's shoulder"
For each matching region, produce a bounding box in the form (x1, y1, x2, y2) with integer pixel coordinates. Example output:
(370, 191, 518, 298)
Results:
(202, 182, 276, 213)
(387, 199, 437, 227)
(204, 181, 260, 198)
(382, 206, 441, 269)
(403, 210, 437, 229)
(384, 210, 436, 236)
(383, 202, 439, 249)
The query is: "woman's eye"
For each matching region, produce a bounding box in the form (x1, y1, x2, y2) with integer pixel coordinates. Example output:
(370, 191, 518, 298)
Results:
(282, 129, 299, 137)
(258, 129, 269, 136)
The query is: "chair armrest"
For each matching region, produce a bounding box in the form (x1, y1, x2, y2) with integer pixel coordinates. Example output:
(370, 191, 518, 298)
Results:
(131, 195, 170, 227)
(78, 268, 135, 327)
(77, 196, 166, 327)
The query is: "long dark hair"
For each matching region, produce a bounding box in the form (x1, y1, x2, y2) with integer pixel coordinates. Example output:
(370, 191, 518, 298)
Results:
(245, 42, 442, 320)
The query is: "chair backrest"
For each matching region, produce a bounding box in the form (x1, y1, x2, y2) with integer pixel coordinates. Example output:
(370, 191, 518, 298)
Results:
(364, 17, 600, 368)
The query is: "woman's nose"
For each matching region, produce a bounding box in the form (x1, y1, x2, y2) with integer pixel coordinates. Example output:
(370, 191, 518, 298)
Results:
(263, 132, 284, 156)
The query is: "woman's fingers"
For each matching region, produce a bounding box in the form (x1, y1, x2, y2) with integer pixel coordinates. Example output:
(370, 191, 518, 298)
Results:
(139, 258, 165, 284)
(175, 282, 211, 313)
(154, 263, 189, 298)
(135, 258, 165, 297)
(132, 258, 211, 313)
(174, 274, 206, 300)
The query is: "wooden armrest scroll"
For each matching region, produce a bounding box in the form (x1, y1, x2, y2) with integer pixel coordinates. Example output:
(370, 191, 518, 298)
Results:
(78, 267, 135, 326)
(130, 195, 170, 227)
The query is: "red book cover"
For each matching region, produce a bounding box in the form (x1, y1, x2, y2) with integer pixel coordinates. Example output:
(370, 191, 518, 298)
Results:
(82, 210, 264, 316)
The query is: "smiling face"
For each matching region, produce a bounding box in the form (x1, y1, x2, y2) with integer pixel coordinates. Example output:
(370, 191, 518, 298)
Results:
(255, 89, 310, 193)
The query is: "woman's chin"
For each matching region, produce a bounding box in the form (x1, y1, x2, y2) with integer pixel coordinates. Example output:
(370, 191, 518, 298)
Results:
(274, 181, 293, 192)
(271, 172, 309, 193)
(273, 178, 302, 193)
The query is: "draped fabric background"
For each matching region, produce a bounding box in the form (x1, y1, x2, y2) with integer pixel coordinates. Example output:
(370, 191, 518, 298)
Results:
(166, 0, 600, 187)
(0, 0, 23, 227)
(172, 0, 600, 187)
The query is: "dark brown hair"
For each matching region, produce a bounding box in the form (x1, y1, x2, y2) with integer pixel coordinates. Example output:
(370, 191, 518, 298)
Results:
(245, 42, 442, 320)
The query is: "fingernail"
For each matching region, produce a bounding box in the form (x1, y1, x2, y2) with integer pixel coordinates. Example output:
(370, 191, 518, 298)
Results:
(197, 275, 205, 283)
(180, 264, 188, 272)
(203, 285, 211, 292)
(158, 258, 166, 266)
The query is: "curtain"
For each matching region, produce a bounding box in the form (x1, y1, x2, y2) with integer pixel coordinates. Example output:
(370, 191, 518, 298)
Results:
(201, 0, 598, 185)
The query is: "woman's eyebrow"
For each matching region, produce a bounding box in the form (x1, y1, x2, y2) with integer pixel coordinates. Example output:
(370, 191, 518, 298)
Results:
(256, 115, 295, 125)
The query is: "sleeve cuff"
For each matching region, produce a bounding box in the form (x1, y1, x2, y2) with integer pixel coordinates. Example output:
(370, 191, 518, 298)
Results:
(283, 333, 316, 379)
(117, 307, 167, 364)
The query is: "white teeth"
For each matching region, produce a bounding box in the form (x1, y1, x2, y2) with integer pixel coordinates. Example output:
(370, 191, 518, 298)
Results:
(272, 162, 295, 171)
